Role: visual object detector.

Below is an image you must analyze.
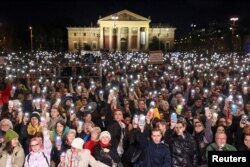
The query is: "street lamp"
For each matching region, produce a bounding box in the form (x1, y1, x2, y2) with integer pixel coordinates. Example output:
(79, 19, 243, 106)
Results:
(230, 17, 239, 51)
(29, 26, 33, 52)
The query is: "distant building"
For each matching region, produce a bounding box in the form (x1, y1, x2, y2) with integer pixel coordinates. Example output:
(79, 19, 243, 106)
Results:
(67, 9, 176, 52)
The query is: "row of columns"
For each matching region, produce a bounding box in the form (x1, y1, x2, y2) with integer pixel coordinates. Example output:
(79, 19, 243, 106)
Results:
(99, 26, 149, 51)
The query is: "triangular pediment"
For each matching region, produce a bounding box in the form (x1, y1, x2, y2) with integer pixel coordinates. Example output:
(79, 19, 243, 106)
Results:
(98, 9, 151, 22)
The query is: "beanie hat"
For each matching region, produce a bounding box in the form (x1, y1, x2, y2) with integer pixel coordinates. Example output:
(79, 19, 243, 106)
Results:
(30, 111, 41, 121)
(4, 129, 19, 143)
(71, 137, 84, 150)
(99, 131, 111, 140)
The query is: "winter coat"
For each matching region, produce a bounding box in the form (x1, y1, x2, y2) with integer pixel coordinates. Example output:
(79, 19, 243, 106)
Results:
(138, 141, 171, 167)
(170, 131, 198, 167)
(94, 143, 120, 166)
(0, 143, 25, 167)
(24, 129, 52, 167)
(64, 148, 109, 167)
(205, 143, 237, 159)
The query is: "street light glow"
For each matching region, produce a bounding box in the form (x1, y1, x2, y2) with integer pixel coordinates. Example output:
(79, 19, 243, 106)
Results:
(230, 17, 239, 22)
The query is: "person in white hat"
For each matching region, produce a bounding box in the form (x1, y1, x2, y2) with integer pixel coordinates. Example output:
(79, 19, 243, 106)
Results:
(64, 137, 109, 167)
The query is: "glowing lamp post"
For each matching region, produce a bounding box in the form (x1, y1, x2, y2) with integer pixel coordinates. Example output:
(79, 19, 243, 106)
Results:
(29, 26, 33, 52)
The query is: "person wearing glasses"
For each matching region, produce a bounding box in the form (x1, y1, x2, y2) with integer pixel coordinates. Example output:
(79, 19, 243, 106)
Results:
(170, 118, 198, 167)
(24, 127, 52, 167)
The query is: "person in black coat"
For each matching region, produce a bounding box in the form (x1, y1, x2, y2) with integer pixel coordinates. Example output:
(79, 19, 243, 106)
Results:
(94, 131, 120, 166)
(133, 127, 171, 167)
(107, 109, 128, 157)
(170, 118, 198, 167)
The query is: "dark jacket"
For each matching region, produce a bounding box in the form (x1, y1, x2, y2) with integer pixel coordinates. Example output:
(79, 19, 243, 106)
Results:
(170, 131, 198, 167)
(139, 141, 171, 167)
(94, 143, 120, 166)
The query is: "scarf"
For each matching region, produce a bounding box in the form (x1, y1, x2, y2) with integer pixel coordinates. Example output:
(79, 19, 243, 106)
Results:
(99, 141, 111, 148)
(27, 123, 43, 136)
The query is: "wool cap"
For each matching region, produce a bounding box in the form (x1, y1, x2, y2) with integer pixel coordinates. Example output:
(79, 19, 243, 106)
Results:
(71, 137, 84, 150)
(4, 129, 19, 143)
(30, 111, 41, 121)
(99, 131, 111, 140)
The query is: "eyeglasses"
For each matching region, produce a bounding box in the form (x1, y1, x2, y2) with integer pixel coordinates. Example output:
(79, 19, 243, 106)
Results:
(1, 124, 9, 127)
(30, 143, 39, 147)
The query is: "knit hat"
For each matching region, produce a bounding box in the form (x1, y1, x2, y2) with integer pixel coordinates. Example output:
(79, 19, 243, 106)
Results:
(99, 131, 111, 140)
(71, 137, 84, 150)
(30, 111, 41, 121)
(4, 129, 19, 143)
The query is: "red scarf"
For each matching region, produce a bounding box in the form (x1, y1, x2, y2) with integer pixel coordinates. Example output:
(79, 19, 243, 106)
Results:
(99, 141, 111, 148)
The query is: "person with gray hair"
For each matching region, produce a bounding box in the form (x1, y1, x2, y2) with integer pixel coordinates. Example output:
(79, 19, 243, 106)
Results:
(0, 118, 13, 132)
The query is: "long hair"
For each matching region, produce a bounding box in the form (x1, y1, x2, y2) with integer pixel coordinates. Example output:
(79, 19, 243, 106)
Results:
(3, 141, 15, 154)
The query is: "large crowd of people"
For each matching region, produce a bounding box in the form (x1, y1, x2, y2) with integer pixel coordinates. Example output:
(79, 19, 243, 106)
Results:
(0, 50, 250, 167)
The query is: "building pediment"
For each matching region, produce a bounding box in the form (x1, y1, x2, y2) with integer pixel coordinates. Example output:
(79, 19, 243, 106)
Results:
(98, 9, 151, 23)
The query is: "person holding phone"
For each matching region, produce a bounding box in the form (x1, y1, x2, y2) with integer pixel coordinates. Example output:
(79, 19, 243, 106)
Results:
(169, 118, 198, 167)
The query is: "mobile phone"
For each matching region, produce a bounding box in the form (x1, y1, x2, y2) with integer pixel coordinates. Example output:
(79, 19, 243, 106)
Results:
(171, 112, 177, 124)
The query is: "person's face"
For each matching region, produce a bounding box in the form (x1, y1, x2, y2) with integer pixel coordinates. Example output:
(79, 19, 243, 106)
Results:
(11, 138, 19, 147)
(100, 135, 110, 145)
(56, 123, 64, 134)
(124, 117, 131, 125)
(244, 135, 250, 148)
(194, 123, 204, 133)
(84, 114, 92, 122)
(216, 126, 225, 133)
(151, 131, 162, 144)
(175, 123, 186, 136)
(218, 118, 227, 126)
(31, 117, 39, 126)
(1, 121, 10, 131)
(51, 109, 59, 118)
(195, 100, 202, 107)
(81, 99, 88, 106)
(246, 104, 250, 112)
(30, 140, 40, 152)
(71, 147, 81, 154)
(157, 123, 166, 132)
(91, 132, 100, 141)
(185, 111, 192, 119)
(114, 111, 123, 122)
(67, 133, 75, 144)
(215, 133, 227, 146)
(138, 101, 145, 110)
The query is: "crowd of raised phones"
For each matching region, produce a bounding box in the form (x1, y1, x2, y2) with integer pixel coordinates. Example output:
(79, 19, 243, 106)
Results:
(0, 51, 250, 167)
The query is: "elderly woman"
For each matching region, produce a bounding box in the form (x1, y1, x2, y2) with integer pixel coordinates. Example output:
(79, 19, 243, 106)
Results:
(94, 131, 120, 166)
(24, 127, 52, 167)
(0, 118, 13, 132)
(0, 129, 25, 167)
(64, 137, 109, 167)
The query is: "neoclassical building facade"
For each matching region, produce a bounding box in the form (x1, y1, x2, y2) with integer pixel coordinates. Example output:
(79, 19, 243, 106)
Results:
(67, 9, 176, 52)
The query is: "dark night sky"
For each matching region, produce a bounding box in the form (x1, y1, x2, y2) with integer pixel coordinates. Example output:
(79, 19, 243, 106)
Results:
(1, 0, 250, 31)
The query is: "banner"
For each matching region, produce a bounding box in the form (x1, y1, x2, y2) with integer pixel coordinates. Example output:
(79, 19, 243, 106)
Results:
(149, 50, 164, 64)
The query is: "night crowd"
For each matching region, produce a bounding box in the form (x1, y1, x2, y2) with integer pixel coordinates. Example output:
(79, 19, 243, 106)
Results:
(0, 51, 250, 167)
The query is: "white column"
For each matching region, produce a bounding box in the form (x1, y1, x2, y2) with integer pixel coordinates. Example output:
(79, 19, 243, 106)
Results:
(145, 27, 149, 50)
(109, 27, 112, 50)
(137, 27, 140, 51)
(128, 27, 131, 51)
(100, 26, 104, 48)
(117, 27, 121, 51)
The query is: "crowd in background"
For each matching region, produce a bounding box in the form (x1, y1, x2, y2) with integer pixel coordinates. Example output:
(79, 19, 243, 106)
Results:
(0, 51, 250, 167)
